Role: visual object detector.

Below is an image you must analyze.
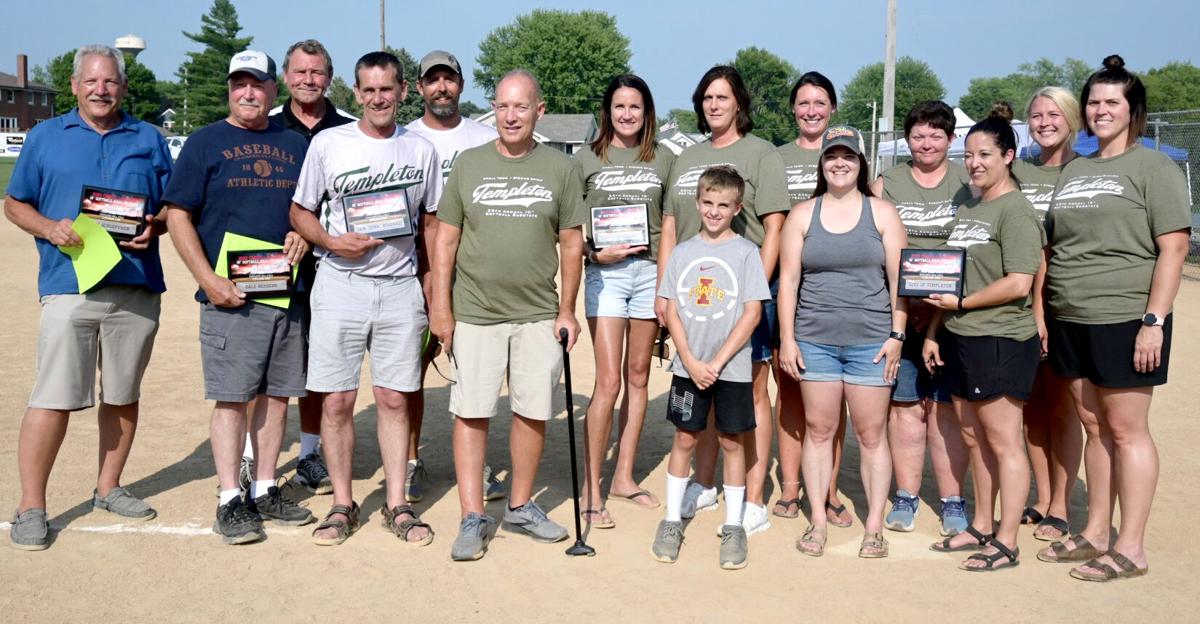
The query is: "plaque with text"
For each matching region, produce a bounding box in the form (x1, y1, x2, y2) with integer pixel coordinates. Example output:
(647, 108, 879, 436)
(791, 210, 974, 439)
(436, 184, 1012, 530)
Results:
(343, 188, 412, 239)
(591, 203, 650, 249)
(227, 249, 293, 298)
(899, 248, 965, 298)
(79, 186, 148, 241)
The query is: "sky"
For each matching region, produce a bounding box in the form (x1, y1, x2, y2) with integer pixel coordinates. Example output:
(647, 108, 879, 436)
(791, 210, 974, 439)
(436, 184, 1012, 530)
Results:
(4, 0, 1198, 120)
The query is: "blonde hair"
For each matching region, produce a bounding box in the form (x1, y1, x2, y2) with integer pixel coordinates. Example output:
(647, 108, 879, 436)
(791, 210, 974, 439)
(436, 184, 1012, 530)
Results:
(1025, 86, 1081, 136)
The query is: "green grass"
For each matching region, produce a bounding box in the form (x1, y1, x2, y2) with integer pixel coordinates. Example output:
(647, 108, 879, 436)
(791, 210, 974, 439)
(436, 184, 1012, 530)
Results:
(0, 159, 14, 190)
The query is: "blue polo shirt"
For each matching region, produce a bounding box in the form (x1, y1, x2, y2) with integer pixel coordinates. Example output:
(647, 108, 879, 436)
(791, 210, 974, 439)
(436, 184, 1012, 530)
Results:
(6, 109, 172, 297)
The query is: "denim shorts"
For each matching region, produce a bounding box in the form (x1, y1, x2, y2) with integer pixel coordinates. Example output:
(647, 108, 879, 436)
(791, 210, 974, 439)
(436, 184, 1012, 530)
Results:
(584, 256, 657, 320)
(892, 327, 951, 402)
(749, 278, 779, 362)
(796, 339, 891, 387)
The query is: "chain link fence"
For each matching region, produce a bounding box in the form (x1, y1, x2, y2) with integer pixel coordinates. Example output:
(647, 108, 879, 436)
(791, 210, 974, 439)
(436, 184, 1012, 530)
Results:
(862, 111, 1200, 264)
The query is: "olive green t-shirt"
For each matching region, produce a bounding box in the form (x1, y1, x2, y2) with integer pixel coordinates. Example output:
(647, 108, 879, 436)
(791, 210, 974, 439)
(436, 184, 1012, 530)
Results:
(943, 190, 1045, 340)
(574, 143, 675, 261)
(1046, 144, 1192, 324)
(880, 161, 973, 249)
(664, 134, 790, 247)
(1012, 157, 1068, 225)
(776, 141, 821, 205)
(438, 142, 587, 325)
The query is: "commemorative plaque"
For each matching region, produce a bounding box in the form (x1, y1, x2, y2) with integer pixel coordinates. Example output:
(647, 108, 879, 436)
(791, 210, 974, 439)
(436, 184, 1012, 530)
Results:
(590, 203, 650, 249)
(227, 249, 293, 298)
(342, 188, 412, 239)
(79, 186, 148, 241)
(898, 248, 965, 299)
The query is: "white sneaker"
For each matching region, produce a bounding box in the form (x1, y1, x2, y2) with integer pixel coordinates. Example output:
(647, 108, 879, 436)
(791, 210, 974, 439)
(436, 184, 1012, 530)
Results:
(681, 482, 719, 519)
(716, 502, 772, 537)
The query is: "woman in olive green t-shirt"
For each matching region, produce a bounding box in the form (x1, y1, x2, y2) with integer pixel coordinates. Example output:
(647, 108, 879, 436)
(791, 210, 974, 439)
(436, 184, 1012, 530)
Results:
(1011, 87, 1083, 543)
(1039, 56, 1192, 582)
(923, 111, 1043, 571)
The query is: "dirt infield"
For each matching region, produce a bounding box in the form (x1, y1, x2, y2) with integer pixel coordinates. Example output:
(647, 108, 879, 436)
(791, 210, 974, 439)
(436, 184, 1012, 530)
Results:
(0, 218, 1196, 623)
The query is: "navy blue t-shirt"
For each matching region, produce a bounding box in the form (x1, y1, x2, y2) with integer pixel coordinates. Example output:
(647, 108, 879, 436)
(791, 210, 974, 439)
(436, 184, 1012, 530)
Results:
(162, 120, 307, 301)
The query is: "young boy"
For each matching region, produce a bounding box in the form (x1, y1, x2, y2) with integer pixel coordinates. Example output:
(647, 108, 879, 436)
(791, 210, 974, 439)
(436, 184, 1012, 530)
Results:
(651, 166, 770, 569)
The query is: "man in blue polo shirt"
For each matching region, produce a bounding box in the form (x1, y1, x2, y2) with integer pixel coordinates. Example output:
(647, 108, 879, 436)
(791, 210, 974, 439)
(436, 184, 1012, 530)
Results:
(4, 45, 170, 551)
(164, 50, 314, 545)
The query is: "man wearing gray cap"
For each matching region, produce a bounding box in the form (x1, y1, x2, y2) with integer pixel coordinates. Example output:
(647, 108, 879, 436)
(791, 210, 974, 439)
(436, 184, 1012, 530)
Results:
(164, 50, 315, 545)
(403, 50, 499, 505)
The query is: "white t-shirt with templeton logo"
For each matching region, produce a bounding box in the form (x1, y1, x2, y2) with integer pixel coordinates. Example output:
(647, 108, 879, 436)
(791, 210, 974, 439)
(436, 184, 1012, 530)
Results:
(404, 116, 497, 181)
(293, 122, 442, 277)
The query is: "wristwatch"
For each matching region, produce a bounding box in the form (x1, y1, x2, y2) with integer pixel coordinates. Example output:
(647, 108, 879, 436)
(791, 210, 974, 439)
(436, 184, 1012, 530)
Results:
(888, 330, 906, 342)
(1142, 313, 1165, 327)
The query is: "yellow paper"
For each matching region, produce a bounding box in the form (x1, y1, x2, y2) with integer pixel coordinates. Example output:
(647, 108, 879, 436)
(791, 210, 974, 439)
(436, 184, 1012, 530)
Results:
(59, 214, 122, 293)
(215, 233, 298, 310)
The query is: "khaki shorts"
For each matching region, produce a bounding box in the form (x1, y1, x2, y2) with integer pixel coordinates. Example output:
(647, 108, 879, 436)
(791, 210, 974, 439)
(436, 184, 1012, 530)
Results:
(449, 320, 562, 421)
(30, 286, 160, 411)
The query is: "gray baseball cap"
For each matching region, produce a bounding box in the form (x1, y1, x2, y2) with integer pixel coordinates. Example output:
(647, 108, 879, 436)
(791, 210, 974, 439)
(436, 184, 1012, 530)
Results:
(228, 50, 276, 81)
(820, 126, 866, 158)
(419, 50, 462, 79)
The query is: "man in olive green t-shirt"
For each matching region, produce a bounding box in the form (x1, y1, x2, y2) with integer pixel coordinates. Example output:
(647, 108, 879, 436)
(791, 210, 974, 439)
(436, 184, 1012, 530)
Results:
(430, 69, 586, 561)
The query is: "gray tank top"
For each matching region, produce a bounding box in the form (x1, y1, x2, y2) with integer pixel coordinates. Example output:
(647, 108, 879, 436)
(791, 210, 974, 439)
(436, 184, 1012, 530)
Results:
(794, 195, 892, 346)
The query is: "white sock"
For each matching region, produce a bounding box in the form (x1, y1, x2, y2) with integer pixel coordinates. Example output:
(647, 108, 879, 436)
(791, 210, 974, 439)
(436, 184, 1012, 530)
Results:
(243, 434, 254, 460)
(252, 479, 275, 499)
(299, 432, 320, 458)
(219, 488, 240, 506)
(665, 473, 689, 522)
(723, 485, 746, 527)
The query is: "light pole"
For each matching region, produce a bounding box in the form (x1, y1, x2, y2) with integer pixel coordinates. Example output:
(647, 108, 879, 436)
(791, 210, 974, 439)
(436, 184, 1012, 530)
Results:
(881, 0, 897, 134)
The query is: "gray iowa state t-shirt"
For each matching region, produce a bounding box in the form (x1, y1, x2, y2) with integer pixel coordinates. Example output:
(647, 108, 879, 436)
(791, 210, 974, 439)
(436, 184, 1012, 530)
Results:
(657, 234, 770, 382)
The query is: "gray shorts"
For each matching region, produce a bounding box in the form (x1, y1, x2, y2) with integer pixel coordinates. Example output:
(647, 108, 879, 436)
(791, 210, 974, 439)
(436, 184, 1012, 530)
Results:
(199, 301, 306, 403)
(30, 286, 160, 411)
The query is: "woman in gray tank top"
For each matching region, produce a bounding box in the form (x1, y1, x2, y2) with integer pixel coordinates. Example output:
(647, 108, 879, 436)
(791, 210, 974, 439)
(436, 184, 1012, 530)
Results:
(777, 126, 909, 559)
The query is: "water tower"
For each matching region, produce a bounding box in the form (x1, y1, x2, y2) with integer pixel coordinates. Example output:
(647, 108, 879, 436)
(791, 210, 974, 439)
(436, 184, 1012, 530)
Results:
(115, 35, 146, 59)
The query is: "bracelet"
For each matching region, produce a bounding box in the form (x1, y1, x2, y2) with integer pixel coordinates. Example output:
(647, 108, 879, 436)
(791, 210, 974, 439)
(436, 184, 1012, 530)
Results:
(957, 296, 965, 312)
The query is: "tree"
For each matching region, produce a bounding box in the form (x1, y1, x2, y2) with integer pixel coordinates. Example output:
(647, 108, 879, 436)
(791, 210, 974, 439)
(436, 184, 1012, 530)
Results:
(474, 10, 631, 114)
(668, 108, 699, 134)
(326, 76, 360, 118)
(459, 100, 487, 119)
(1142, 62, 1200, 113)
(175, 0, 252, 132)
(838, 56, 945, 131)
(730, 47, 799, 145)
(385, 46, 424, 125)
(958, 57, 1091, 120)
(34, 50, 163, 123)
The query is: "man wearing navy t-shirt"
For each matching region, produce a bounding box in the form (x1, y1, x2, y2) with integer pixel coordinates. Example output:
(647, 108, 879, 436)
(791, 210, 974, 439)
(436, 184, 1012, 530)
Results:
(164, 50, 314, 544)
(4, 44, 170, 551)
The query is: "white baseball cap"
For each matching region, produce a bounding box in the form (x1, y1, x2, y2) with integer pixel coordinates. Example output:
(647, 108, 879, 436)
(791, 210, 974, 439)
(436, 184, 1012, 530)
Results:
(228, 50, 276, 81)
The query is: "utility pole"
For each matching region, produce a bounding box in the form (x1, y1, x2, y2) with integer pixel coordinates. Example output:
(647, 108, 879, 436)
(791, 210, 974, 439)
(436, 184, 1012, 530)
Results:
(380, 0, 386, 50)
(881, 0, 897, 133)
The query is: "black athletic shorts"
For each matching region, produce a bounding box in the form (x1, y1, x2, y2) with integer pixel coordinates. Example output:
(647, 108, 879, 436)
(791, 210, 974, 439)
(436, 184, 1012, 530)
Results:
(1048, 315, 1172, 388)
(940, 331, 1040, 402)
(667, 375, 756, 434)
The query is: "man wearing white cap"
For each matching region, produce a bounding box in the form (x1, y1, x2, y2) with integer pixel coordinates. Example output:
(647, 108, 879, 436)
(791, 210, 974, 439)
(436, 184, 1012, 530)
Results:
(402, 49, 499, 504)
(164, 50, 315, 545)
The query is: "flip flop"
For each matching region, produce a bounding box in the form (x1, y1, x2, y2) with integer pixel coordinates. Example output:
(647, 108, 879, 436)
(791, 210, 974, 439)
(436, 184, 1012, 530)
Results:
(580, 508, 615, 529)
(772, 498, 801, 519)
(610, 489, 661, 510)
(1033, 515, 1069, 541)
(1020, 506, 1045, 525)
(826, 502, 852, 528)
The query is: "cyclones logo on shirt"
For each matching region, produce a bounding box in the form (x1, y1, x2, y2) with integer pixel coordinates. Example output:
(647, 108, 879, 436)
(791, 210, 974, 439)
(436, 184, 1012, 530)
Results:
(676, 256, 739, 321)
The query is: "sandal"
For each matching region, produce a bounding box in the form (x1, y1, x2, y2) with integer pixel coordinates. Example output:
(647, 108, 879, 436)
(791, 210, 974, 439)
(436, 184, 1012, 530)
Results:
(960, 538, 1019, 572)
(580, 508, 615, 529)
(1036, 534, 1102, 563)
(311, 502, 360, 546)
(381, 504, 435, 547)
(772, 498, 801, 519)
(795, 525, 827, 557)
(825, 502, 853, 528)
(931, 525, 993, 552)
(859, 532, 889, 558)
(1033, 515, 1069, 541)
(1020, 506, 1045, 525)
(1069, 550, 1149, 582)
(610, 489, 660, 509)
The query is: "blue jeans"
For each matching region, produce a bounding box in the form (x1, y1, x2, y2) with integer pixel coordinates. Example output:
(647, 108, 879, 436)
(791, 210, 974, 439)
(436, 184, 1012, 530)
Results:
(796, 339, 892, 387)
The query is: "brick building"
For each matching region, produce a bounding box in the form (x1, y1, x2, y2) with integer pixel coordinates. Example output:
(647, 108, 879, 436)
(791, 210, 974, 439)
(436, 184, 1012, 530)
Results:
(0, 54, 56, 132)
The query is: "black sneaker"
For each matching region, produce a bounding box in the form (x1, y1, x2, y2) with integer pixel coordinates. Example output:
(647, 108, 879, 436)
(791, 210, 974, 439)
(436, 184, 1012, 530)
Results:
(295, 453, 333, 495)
(213, 497, 266, 545)
(251, 486, 314, 526)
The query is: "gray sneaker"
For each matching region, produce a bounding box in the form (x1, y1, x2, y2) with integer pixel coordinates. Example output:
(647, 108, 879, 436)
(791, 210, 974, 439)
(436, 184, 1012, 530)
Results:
(502, 500, 568, 543)
(405, 459, 427, 503)
(213, 496, 265, 545)
(9, 508, 49, 551)
(483, 465, 505, 502)
(450, 512, 496, 561)
(251, 485, 314, 526)
(651, 519, 683, 563)
(92, 487, 156, 521)
(239, 456, 254, 496)
(719, 524, 749, 570)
